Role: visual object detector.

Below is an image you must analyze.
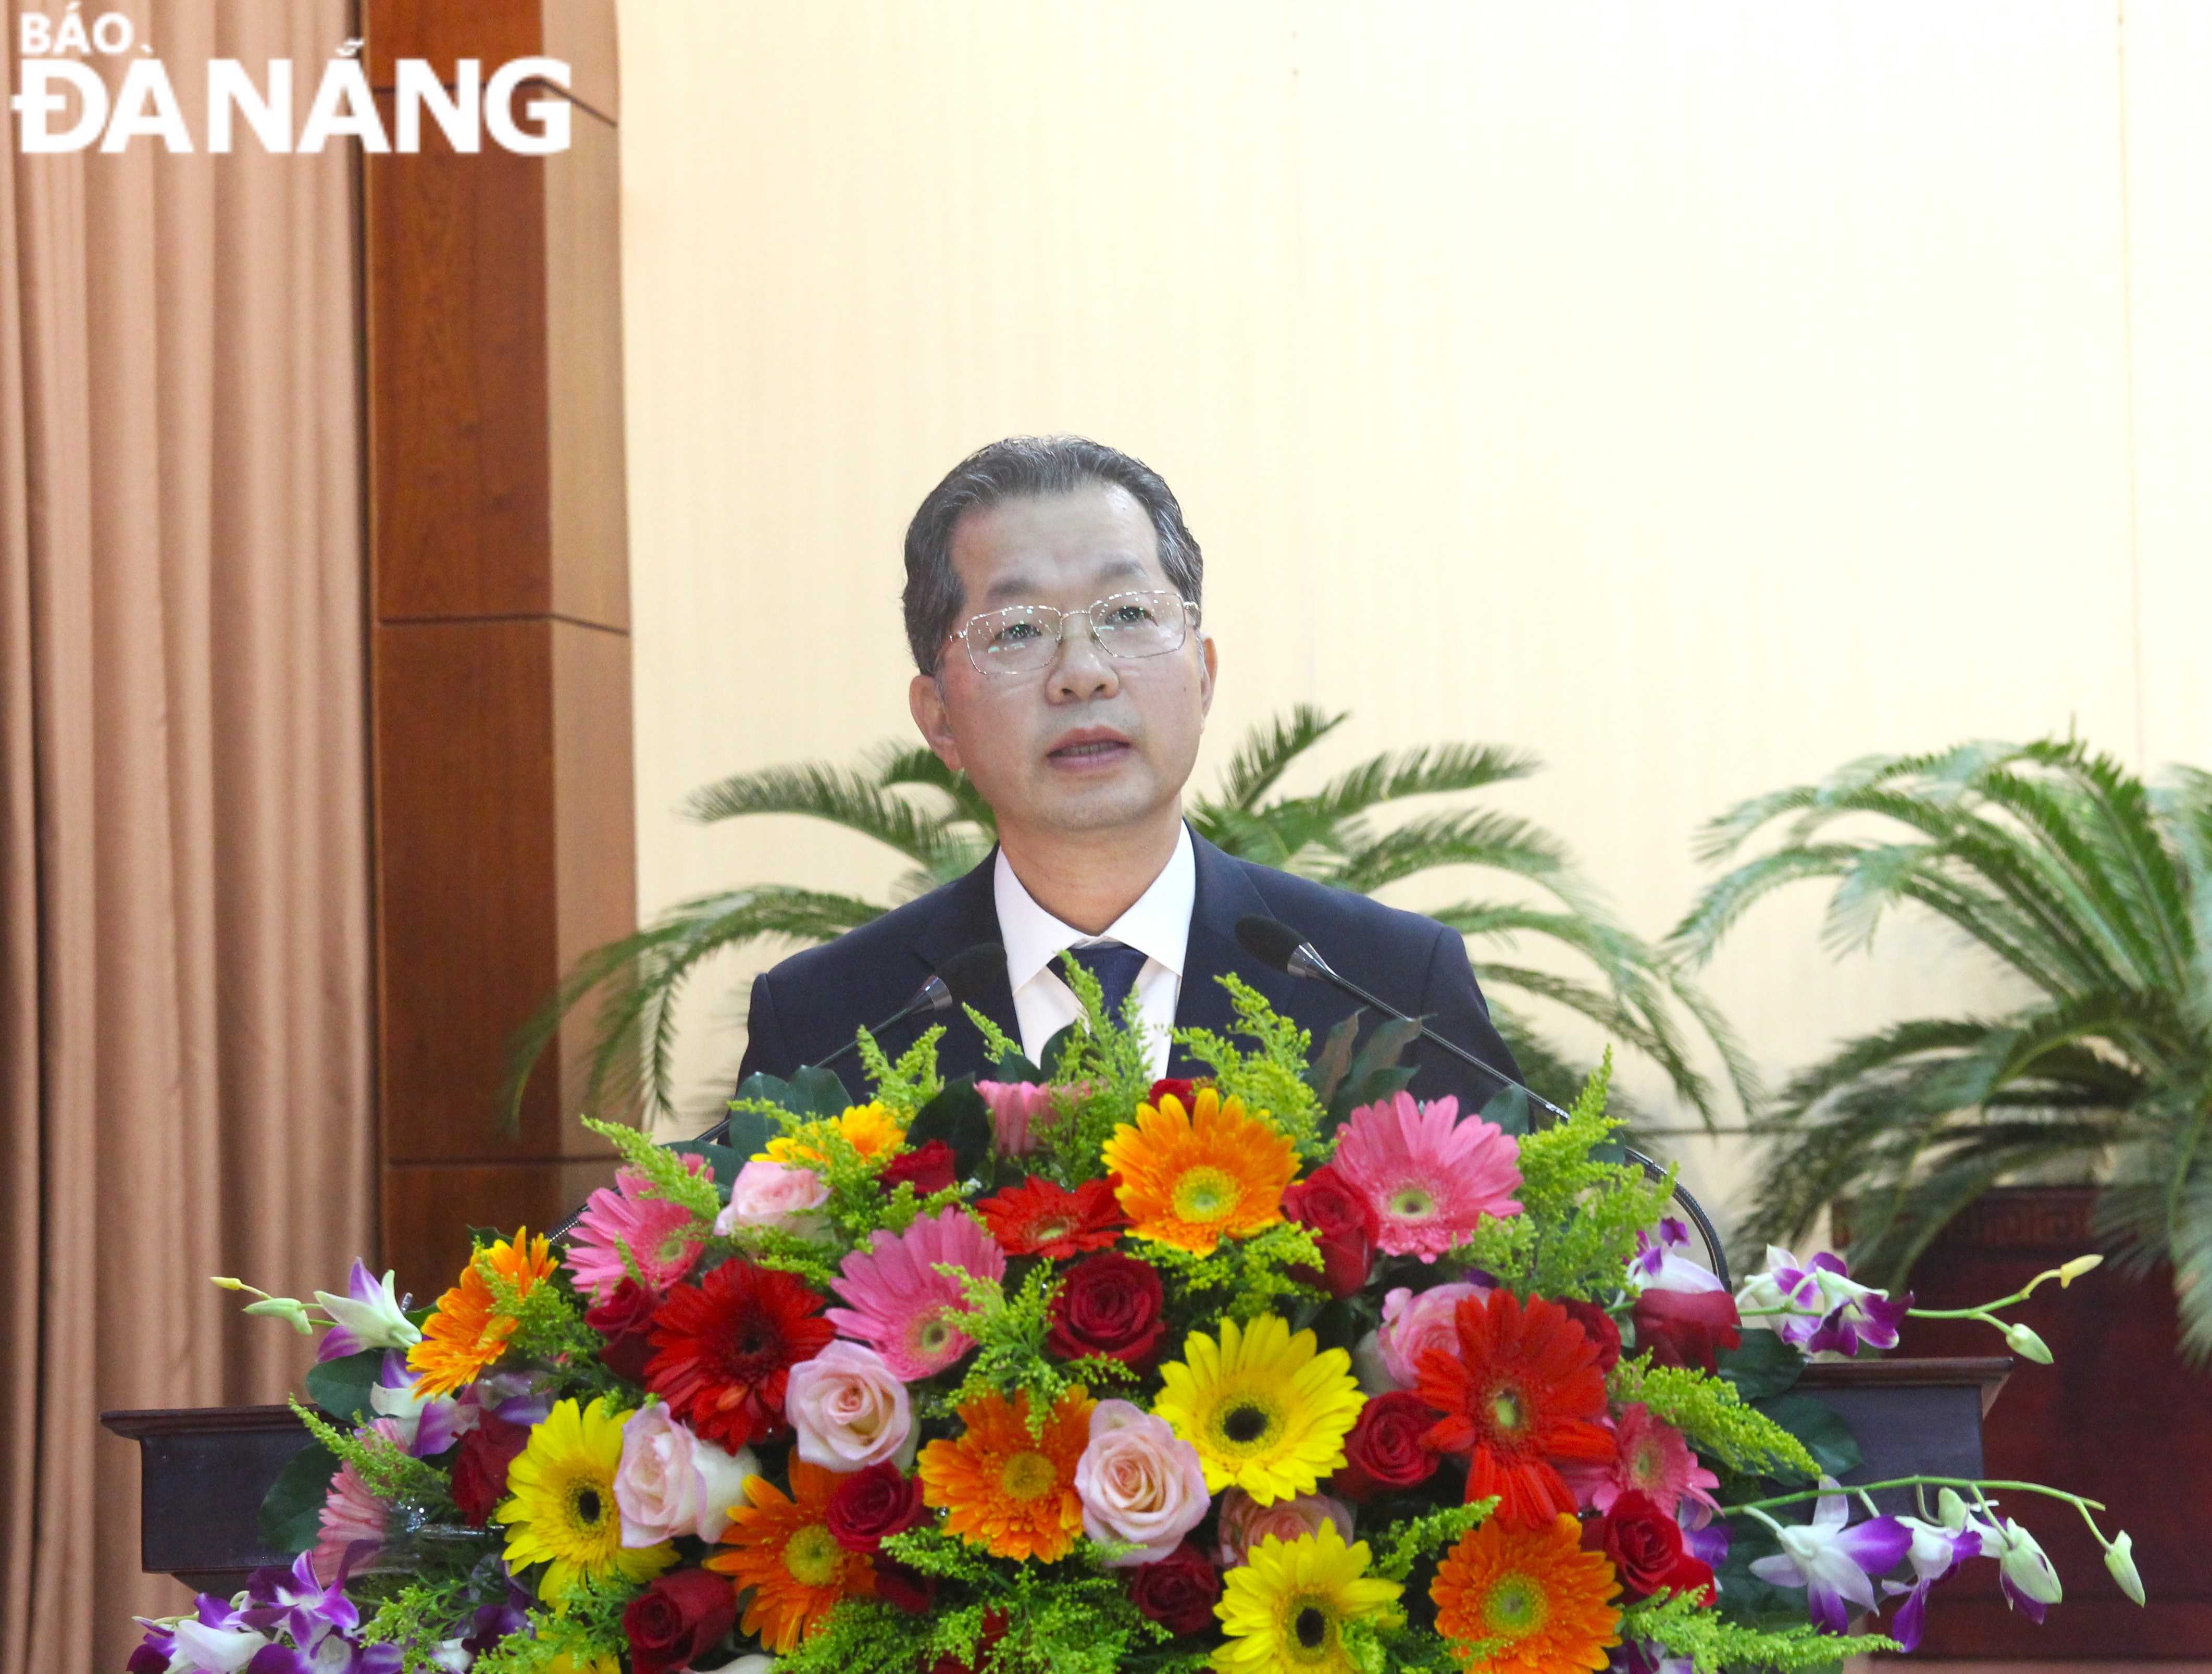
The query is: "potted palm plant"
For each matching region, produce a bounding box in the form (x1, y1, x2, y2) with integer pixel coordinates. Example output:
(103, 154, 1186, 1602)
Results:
(1672, 737, 2212, 1654)
(507, 705, 1754, 1134)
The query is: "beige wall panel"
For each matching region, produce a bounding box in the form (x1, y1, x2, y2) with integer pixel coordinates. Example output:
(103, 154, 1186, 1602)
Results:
(617, 2, 2203, 1233)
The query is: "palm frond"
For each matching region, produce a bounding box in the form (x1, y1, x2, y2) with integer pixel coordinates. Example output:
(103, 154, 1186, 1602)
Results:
(684, 761, 960, 868)
(1303, 741, 1540, 825)
(1205, 705, 1349, 813)
(1333, 809, 1573, 897)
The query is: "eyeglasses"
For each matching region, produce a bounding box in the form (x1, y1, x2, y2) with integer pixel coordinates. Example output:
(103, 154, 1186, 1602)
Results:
(948, 589, 1199, 677)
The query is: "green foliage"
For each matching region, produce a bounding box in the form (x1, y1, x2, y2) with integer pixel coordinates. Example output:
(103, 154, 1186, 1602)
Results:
(1453, 1058, 1676, 1299)
(304, 1348, 385, 1423)
(936, 1263, 1071, 1429)
(1371, 1499, 1499, 1583)
(1173, 974, 1326, 1154)
(856, 1023, 947, 1118)
(469, 1573, 636, 1674)
(357, 1577, 477, 1673)
(1605, 1360, 1819, 1479)
(1674, 737, 2212, 1361)
(719, 1225, 842, 1291)
(259, 1439, 342, 1553)
(292, 1398, 459, 1514)
(1145, 1221, 1326, 1334)
(1621, 1591, 1899, 1671)
(512, 708, 1751, 1137)
(579, 1116, 722, 1220)
(1035, 956, 1159, 1186)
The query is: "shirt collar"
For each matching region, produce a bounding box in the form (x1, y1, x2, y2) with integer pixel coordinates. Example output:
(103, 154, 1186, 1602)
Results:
(994, 823, 1195, 992)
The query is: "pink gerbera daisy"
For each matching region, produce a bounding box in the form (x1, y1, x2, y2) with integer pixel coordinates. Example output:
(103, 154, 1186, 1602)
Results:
(310, 1418, 399, 1582)
(566, 1156, 712, 1300)
(1329, 1091, 1522, 1261)
(1561, 1403, 1721, 1520)
(826, 1205, 1006, 1380)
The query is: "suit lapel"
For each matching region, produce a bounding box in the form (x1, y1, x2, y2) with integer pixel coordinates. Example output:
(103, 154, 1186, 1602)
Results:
(912, 849, 1022, 1054)
(1174, 833, 1303, 1057)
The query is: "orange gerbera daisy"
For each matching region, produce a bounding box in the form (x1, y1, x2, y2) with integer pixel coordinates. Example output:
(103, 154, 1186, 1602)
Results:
(917, 1385, 1096, 1563)
(1431, 1512, 1621, 1673)
(1415, 1288, 1613, 1528)
(1099, 1088, 1297, 1255)
(705, 1459, 875, 1652)
(407, 1229, 557, 1398)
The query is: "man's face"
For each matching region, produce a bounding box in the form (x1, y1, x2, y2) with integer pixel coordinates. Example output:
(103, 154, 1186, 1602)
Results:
(909, 483, 1216, 846)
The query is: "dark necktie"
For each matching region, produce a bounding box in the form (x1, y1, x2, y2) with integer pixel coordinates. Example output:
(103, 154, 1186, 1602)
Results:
(1065, 940, 1149, 1016)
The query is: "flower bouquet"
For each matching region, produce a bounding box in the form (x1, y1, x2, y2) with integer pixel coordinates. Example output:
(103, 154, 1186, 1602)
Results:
(160, 968, 2142, 1674)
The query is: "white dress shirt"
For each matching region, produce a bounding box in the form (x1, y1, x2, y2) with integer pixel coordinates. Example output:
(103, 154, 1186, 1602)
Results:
(993, 824, 1195, 1078)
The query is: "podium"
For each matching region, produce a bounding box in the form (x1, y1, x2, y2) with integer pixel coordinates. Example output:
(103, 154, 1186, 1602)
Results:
(104, 1357, 2010, 1599)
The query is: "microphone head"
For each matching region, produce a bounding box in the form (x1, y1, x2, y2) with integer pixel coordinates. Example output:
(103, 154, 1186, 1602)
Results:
(1235, 915, 1310, 975)
(931, 941, 1006, 1009)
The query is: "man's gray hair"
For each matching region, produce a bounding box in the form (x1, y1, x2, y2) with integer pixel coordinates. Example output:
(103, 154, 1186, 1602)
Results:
(901, 435, 1204, 674)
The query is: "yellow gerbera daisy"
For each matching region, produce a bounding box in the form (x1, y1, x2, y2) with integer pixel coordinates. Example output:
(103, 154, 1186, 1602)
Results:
(1431, 1512, 1621, 1673)
(762, 1101, 906, 1166)
(1101, 1088, 1297, 1254)
(1213, 1520, 1402, 1674)
(1154, 1313, 1363, 1505)
(407, 1229, 557, 1398)
(917, 1384, 1096, 1563)
(495, 1397, 677, 1602)
(705, 1460, 874, 1652)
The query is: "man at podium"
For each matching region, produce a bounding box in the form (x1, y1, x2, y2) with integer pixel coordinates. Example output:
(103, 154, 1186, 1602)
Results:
(736, 435, 1518, 1106)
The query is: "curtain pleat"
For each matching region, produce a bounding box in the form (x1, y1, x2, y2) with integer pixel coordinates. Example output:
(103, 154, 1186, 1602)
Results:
(0, 6, 372, 1669)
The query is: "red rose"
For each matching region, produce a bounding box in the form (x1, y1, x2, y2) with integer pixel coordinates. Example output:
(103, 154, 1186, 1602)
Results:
(449, 1412, 530, 1527)
(879, 1138, 958, 1197)
(1589, 1491, 1717, 1604)
(622, 1567, 738, 1674)
(874, 1556, 938, 1614)
(1630, 1288, 1742, 1374)
(825, 1462, 926, 1554)
(1126, 1542, 1222, 1634)
(1560, 1299, 1623, 1373)
(1148, 1078, 1198, 1109)
(1283, 1164, 1378, 1298)
(1334, 1391, 1440, 1500)
(585, 1278, 661, 1384)
(1047, 1251, 1167, 1369)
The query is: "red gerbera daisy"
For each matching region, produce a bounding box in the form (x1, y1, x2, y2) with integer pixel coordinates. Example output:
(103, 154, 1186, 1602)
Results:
(646, 1259, 835, 1450)
(977, 1176, 1128, 1260)
(1415, 1287, 1614, 1529)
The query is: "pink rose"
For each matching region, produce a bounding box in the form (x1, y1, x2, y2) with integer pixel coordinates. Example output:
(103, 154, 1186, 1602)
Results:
(614, 1403, 759, 1546)
(1213, 1487, 1355, 1569)
(784, 1341, 914, 1471)
(975, 1081, 1056, 1158)
(1371, 1282, 1492, 1388)
(714, 1158, 830, 1238)
(1073, 1399, 1210, 1567)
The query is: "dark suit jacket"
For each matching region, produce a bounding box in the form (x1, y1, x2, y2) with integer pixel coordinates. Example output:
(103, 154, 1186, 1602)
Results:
(737, 829, 1521, 1110)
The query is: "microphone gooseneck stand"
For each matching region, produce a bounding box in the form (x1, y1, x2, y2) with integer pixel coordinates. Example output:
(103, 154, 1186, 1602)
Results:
(1234, 914, 1732, 1289)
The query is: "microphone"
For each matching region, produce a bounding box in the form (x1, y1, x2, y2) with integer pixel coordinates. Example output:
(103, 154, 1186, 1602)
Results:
(554, 944, 1008, 1240)
(1233, 914, 1730, 1286)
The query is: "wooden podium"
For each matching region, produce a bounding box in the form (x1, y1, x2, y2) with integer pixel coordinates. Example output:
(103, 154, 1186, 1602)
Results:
(104, 1358, 2009, 1601)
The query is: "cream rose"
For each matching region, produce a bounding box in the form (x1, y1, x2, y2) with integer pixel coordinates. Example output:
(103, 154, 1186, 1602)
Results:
(714, 1158, 831, 1238)
(614, 1402, 760, 1545)
(1214, 1487, 1354, 1568)
(1073, 1399, 1210, 1566)
(784, 1341, 913, 1470)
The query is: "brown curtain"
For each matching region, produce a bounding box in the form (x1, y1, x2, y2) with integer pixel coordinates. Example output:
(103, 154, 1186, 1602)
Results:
(0, 5, 373, 1669)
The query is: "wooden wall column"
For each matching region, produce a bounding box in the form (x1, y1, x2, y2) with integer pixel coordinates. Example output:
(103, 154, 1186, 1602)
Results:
(365, 1, 629, 1299)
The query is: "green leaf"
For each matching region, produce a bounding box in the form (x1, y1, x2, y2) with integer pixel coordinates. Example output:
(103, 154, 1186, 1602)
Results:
(1039, 1023, 1079, 1079)
(991, 1049, 1046, 1083)
(666, 1138, 745, 1196)
(1349, 1013, 1424, 1085)
(716, 1103, 775, 1160)
(1752, 1392, 1862, 1478)
(788, 1064, 856, 1115)
(906, 1076, 993, 1181)
(1306, 1012, 1361, 1107)
(1480, 1084, 1532, 1137)
(259, 1439, 341, 1554)
(1327, 1065, 1415, 1132)
(1716, 1332, 1806, 1400)
(303, 1348, 384, 1423)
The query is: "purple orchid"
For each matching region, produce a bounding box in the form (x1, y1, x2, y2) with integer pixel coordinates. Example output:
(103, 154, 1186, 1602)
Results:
(1881, 1514, 1983, 1648)
(1738, 1245, 1911, 1354)
(460, 1572, 534, 1655)
(366, 1350, 470, 1457)
(1683, 1508, 1730, 1569)
(314, 1261, 420, 1362)
(1628, 1218, 1728, 1294)
(1748, 1477, 1914, 1634)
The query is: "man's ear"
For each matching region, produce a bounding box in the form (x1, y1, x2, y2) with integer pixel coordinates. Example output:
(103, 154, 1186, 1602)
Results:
(1198, 632, 1219, 718)
(909, 671, 964, 770)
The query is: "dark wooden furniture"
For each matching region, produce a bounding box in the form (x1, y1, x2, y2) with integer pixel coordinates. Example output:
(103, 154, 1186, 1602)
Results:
(1800, 1355, 2012, 1517)
(102, 1407, 316, 1598)
(1871, 1187, 2209, 1658)
(364, 0, 630, 1301)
